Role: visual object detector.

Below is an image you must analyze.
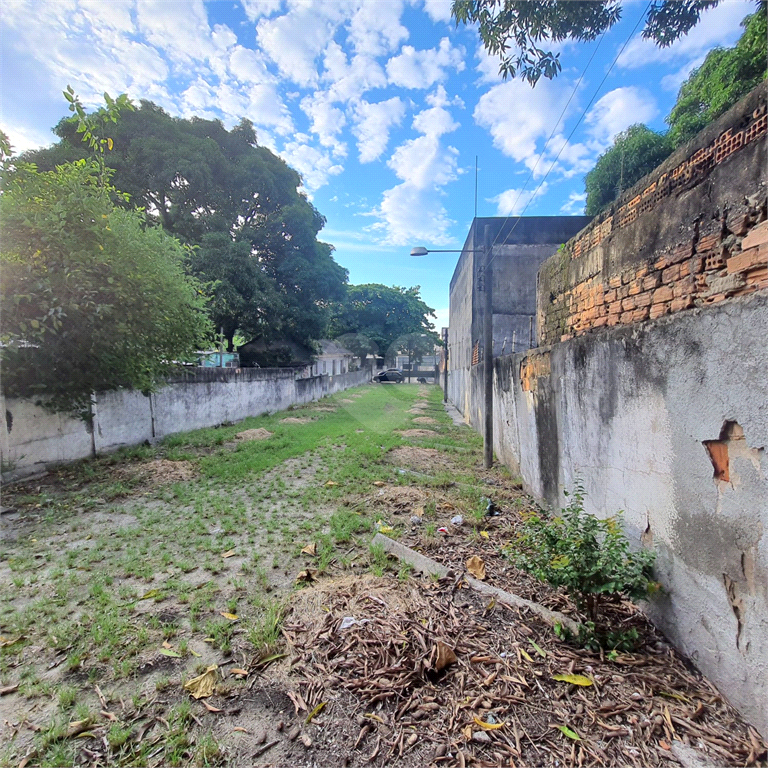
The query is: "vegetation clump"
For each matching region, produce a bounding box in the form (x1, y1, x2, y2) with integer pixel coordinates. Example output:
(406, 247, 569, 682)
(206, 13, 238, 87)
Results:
(506, 483, 657, 648)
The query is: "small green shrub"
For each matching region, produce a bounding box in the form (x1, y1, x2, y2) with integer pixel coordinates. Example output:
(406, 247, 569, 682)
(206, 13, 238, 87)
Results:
(506, 483, 656, 625)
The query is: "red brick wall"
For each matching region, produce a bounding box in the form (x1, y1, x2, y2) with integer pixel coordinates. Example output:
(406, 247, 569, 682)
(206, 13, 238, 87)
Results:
(538, 85, 767, 347)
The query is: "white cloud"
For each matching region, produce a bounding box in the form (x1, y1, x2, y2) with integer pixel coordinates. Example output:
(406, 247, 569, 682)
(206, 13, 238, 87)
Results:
(1, 122, 56, 154)
(585, 86, 657, 147)
(491, 182, 549, 216)
(300, 92, 347, 155)
(423, 0, 453, 23)
(241, 0, 283, 21)
(386, 37, 465, 89)
(279, 139, 344, 193)
(474, 77, 575, 164)
(560, 191, 587, 215)
(348, 1, 408, 57)
(616, 0, 754, 69)
(368, 183, 455, 245)
(660, 55, 706, 92)
(388, 135, 459, 188)
(229, 45, 275, 84)
(322, 43, 388, 102)
(256, 3, 341, 87)
(352, 98, 406, 163)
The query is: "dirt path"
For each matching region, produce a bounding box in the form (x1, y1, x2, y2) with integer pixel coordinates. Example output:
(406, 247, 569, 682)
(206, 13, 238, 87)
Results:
(0, 384, 764, 767)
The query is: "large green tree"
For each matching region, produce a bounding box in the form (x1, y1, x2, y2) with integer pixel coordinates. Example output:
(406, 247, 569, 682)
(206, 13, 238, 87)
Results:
(585, 125, 673, 214)
(21, 103, 348, 350)
(452, 0, 734, 85)
(0, 159, 210, 418)
(666, 4, 767, 146)
(329, 285, 439, 365)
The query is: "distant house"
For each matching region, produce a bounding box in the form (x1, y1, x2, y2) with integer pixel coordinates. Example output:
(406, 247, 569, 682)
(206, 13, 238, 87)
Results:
(237, 338, 315, 369)
(196, 350, 240, 368)
(312, 339, 358, 376)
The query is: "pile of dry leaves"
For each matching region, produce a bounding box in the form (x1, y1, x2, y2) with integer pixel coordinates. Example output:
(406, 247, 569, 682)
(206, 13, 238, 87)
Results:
(282, 574, 765, 767)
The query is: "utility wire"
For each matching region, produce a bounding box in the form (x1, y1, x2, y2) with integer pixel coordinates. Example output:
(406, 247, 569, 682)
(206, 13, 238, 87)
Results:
(484, 2, 652, 270)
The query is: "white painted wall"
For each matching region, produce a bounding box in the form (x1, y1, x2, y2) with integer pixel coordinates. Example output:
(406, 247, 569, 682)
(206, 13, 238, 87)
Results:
(2, 368, 370, 479)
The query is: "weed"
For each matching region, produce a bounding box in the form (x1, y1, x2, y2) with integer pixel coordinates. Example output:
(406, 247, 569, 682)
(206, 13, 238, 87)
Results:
(368, 542, 389, 577)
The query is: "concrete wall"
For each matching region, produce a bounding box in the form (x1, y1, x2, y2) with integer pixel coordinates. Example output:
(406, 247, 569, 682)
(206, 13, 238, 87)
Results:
(491, 293, 768, 735)
(449, 85, 768, 735)
(448, 216, 591, 421)
(2, 367, 370, 479)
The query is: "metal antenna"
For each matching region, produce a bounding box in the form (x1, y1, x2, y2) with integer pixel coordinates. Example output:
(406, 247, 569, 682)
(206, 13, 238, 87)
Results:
(474, 156, 478, 218)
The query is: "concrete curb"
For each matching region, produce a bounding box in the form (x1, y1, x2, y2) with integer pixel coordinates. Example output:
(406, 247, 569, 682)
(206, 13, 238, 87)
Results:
(372, 533, 582, 636)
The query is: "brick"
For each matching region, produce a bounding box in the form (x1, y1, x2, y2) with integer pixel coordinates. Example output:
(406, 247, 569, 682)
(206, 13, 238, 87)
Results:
(704, 293, 727, 305)
(621, 296, 636, 311)
(746, 266, 768, 288)
(632, 307, 650, 323)
(606, 314, 621, 327)
(654, 256, 670, 271)
(618, 285, 630, 299)
(593, 316, 609, 328)
(673, 277, 695, 298)
(662, 264, 682, 284)
(608, 276, 622, 290)
(604, 289, 617, 303)
(595, 291, 605, 307)
(635, 266, 649, 279)
(728, 213, 750, 236)
(642, 273, 662, 291)
(679, 260, 691, 278)
(650, 302, 670, 319)
(727, 245, 768, 274)
(741, 221, 768, 250)
(608, 301, 622, 315)
(635, 291, 652, 308)
(628, 279, 643, 296)
(622, 272, 633, 285)
(653, 285, 674, 303)
(696, 231, 721, 253)
(620, 311, 634, 324)
(670, 241, 694, 264)
(670, 296, 694, 312)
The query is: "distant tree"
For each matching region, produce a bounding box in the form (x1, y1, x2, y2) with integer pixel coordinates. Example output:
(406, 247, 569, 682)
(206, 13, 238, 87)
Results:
(452, 0, 734, 85)
(584, 125, 673, 215)
(328, 285, 440, 365)
(666, 4, 767, 147)
(21, 103, 348, 351)
(0, 159, 210, 419)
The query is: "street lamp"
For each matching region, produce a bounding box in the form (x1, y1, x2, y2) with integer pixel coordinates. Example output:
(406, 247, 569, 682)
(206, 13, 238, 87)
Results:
(410, 225, 494, 469)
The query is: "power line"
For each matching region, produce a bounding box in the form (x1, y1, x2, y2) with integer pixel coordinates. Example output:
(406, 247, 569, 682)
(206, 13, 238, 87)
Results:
(484, 2, 652, 270)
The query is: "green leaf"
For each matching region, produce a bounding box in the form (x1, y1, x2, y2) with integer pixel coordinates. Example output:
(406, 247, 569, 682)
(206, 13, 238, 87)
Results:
(555, 725, 580, 741)
(159, 648, 182, 658)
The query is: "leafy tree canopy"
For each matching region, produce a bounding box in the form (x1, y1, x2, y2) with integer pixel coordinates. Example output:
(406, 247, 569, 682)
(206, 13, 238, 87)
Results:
(584, 125, 673, 215)
(0, 159, 210, 418)
(328, 284, 439, 364)
(21, 103, 348, 350)
(451, 0, 726, 85)
(666, 4, 767, 146)
(583, 4, 765, 215)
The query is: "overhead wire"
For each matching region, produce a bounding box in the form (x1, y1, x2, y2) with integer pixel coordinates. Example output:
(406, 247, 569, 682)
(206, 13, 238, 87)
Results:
(484, 2, 653, 269)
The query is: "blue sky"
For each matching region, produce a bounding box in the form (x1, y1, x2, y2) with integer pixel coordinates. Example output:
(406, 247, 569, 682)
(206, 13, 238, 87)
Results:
(0, 0, 757, 330)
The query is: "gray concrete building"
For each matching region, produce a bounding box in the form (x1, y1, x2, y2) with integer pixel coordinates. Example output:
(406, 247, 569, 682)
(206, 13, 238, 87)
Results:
(448, 216, 591, 421)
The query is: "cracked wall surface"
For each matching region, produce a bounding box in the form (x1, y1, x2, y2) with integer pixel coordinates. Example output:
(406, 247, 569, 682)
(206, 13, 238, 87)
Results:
(450, 84, 768, 736)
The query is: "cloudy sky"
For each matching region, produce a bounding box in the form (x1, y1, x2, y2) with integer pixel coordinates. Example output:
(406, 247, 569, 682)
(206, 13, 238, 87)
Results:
(0, 0, 757, 328)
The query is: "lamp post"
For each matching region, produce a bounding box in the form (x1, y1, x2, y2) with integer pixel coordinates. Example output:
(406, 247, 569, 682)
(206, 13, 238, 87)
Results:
(411, 224, 494, 469)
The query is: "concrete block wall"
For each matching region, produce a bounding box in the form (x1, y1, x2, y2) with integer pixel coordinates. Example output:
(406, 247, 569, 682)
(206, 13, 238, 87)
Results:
(2, 368, 370, 479)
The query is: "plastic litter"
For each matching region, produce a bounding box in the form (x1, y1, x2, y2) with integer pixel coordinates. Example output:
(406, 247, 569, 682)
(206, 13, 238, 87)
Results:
(375, 519, 394, 533)
(339, 616, 371, 630)
(450, 514, 463, 526)
(410, 515, 423, 525)
(484, 497, 501, 516)
(437, 527, 449, 534)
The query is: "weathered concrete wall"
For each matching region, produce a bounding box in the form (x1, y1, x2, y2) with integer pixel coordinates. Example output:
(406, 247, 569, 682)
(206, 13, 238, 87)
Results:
(448, 215, 591, 421)
(453, 86, 768, 735)
(2, 368, 370, 479)
(493, 293, 768, 735)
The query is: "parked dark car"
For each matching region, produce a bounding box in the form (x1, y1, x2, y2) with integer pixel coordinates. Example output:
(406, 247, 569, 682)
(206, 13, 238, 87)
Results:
(373, 369, 404, 383)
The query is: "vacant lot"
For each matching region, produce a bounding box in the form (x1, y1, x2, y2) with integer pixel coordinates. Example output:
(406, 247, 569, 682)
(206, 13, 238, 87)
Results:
(1, 384, 764, 767)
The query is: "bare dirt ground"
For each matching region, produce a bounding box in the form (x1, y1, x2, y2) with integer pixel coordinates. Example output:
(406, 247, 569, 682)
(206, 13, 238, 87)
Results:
(1, 384, 765, 767)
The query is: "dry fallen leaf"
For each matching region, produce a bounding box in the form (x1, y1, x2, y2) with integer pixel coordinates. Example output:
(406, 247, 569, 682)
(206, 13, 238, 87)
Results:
(373, 481, 385, 487)
(202, 701, 222, 712)
(301, 543, 317, 556)
(183, 665, 218, 699)
(466, 555, 486, 580)
(461, 724, 473, 741)
(480, 530, 489, 539)
(414, 506, 424, 518)
(232, 727, 249, 733)
(553, 673, 593, 687)
(220, 612, 239, 621)
(221, 550, 236, 558)
(230, 668, 248, 677)
(473, 717, 505, 730)
(435, 641, 458, 671)
(325, 481, 338, 487)
(162, 641, 172, 649)
(296, 569, 318, 584)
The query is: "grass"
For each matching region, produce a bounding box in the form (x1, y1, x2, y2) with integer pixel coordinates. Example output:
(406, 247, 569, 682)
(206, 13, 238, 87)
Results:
(0, 382, 502, 766)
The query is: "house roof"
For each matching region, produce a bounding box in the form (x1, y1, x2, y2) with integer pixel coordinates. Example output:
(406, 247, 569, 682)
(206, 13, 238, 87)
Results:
(318, 339, 356, 357)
